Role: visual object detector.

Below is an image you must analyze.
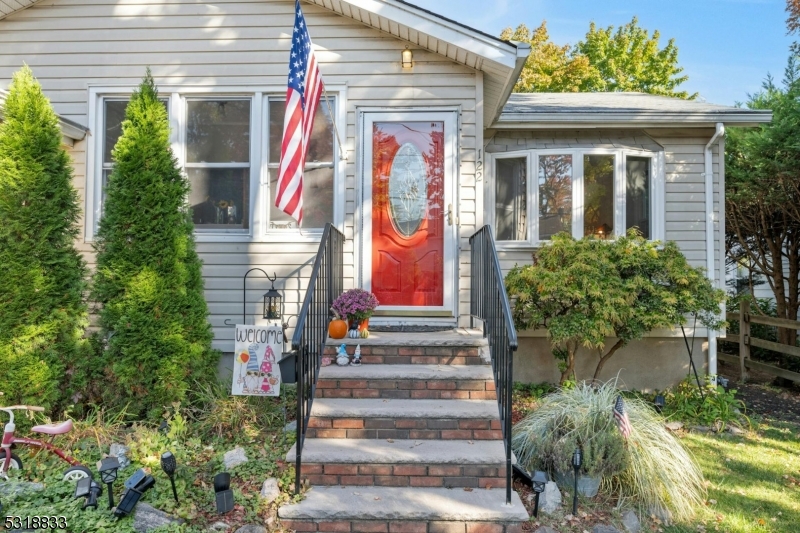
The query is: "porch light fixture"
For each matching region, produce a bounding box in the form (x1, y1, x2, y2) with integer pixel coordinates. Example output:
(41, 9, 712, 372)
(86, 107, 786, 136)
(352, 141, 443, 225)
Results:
(531, 470, 547, 517)
(654, 394, 666, 414)
(401, 47, 413, 69)
(161, 451, 179, 504)
(572, 448, 582, 515)
(97, 456, 120, 509)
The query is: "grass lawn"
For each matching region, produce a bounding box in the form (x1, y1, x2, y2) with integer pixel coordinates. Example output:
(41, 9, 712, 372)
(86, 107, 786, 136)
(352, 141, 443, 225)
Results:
(668, 421, 800, 533)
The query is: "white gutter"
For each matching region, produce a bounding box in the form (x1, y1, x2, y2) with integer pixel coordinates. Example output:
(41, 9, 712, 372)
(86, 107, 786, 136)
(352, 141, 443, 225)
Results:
(704, 123, 725, 380)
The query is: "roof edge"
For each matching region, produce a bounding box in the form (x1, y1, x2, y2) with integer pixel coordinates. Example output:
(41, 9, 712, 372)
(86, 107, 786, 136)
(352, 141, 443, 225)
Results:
(493, 111, 773, 129)
(0, 89, 89, 141)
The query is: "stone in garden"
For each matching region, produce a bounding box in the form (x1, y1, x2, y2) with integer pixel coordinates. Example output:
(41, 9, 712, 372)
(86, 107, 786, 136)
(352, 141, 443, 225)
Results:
(133, 502, 184, 532)
(208, 522, 230, 532)
(223, 446, 249, 469)
(692, 425, 711, 433)
(592, 526, 620, 533)
(0, 481, 43, 498)
(234, 526, 267, 533)
(533, 527, 559, 533)
(664, 421, 683, 431)
(260, 477, 281, 502)
(540, 481, 562, 514)
(621, 509, 641, 533)
(727, 425, 745, 436)
(110, 443, 131, 468)
(284, 420, 297, 433)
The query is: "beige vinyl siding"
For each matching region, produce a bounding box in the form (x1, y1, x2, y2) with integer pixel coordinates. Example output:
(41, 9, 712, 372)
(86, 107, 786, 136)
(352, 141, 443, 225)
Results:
(1, 0, 480, 350)
(486, 128, 725, 336)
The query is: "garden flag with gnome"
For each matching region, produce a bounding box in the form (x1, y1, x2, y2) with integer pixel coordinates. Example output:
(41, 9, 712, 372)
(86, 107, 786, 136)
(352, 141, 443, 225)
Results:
(232, 325, 283, 396)
(275, 0, 324, 224)
(613, 395, 633, 439)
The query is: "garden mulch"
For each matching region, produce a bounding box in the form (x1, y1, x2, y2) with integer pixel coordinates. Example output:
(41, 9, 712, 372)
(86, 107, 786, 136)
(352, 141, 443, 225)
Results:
(718, 358, 800, 425)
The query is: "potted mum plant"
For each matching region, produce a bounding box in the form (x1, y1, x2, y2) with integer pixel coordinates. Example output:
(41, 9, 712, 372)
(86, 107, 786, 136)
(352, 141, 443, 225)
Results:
(331, 289, 379, 337)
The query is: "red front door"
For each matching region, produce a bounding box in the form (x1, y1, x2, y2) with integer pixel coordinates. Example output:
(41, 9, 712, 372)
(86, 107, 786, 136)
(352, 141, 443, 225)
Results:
(371, 121, 444, 307)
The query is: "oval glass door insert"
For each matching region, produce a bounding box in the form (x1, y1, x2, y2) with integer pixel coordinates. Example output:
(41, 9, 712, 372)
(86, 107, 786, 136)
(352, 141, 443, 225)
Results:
(388, 142, 427, 237)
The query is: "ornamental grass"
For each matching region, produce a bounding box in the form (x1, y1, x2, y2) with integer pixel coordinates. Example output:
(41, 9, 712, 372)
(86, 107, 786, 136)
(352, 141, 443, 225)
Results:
(512, 380, 706, 522)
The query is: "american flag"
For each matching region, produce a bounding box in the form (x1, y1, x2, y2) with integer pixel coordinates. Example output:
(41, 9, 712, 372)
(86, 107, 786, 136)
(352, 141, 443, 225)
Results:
(613, 395, 633, 439)
(275, 0, 324, 224)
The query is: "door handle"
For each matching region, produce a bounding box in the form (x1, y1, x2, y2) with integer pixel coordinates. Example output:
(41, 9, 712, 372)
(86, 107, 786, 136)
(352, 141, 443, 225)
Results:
(447, 204, 453, 226)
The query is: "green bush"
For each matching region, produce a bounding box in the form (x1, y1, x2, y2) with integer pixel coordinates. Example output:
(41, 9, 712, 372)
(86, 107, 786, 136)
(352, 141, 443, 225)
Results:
(0, 65, 88, 410)
(91, 70, 219, 419)
(505, 231, 726, 384)
(661, 377, 748, 429)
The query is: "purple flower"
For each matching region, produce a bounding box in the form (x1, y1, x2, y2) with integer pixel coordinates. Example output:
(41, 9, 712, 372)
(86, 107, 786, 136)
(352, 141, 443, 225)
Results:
(332, 289, 379, 321)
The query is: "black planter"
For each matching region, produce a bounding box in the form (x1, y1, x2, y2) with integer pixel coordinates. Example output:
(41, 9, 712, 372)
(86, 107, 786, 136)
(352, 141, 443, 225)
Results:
(278, 352, 297, 384)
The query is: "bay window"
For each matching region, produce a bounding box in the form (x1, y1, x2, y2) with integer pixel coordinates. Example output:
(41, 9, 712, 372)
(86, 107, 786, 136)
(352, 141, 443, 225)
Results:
(492, 148, 664, 245)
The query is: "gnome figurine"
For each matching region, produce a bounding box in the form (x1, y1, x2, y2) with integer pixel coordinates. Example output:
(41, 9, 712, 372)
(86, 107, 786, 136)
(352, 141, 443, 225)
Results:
(245, 343, 261, 393)
(351, 344, 362, 366)
(336, 344, 350, 366)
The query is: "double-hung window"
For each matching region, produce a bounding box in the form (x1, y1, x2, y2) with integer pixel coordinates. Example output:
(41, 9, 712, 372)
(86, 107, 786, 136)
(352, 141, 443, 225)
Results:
(87, 88, 339, 241)
(492, 149, 664, 246)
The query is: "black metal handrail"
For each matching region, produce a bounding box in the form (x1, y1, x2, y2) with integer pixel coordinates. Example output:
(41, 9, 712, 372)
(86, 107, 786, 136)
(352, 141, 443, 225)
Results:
(469, 225, 518, 505)
(292, 223, 344, 494)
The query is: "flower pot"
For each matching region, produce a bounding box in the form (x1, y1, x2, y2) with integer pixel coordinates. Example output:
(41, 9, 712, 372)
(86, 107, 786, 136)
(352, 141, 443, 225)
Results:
(554, 470, 602, 498)
(328, 319, 348, 339)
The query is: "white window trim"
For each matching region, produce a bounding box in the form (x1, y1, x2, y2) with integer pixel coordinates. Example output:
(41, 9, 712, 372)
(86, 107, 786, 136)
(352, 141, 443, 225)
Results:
(487, 147, 665, 249)
(85, 84, 347, 244)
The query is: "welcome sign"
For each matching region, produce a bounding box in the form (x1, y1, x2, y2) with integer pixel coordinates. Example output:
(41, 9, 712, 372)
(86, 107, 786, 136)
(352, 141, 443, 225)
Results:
(232, 324, 283, 396)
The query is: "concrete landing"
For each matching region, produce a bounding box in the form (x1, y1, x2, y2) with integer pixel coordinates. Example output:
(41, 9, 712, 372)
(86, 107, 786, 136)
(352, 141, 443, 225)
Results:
(310, 398, 500, 419)
(326, 328, 487, 347)
(286, 439, 507, 464)
(319, 364, 493, 380)
(278, 486, 528, 522)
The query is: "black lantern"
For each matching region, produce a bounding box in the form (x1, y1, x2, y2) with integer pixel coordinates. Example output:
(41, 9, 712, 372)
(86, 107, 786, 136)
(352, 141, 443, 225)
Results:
(214, 472, 234, 514)
(161, 451, 179, 504)
(572, 448, 582, 515)
(531, 470, 547, 517)
(224, 269, 283, 327)
(97, 456, 120, 509)
(654, 394, 666, 414)
(263, 273, 283, 320)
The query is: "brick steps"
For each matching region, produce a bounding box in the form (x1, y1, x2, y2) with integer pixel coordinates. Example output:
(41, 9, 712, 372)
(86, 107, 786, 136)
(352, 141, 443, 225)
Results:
(287, 439, 509, 488)
(278, 330, 526, 531)
(317, 365, 495, 400)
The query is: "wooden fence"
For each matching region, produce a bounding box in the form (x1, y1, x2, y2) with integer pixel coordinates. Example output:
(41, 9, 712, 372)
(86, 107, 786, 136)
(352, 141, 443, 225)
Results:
(720, 300, 800, 383)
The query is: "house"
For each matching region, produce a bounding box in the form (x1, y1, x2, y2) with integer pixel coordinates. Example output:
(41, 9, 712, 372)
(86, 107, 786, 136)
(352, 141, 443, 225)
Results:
(0, 0, 772, 527)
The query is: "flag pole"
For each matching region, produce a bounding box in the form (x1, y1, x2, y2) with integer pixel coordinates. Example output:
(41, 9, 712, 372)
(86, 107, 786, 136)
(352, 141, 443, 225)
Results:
(322, 85, 347, 161)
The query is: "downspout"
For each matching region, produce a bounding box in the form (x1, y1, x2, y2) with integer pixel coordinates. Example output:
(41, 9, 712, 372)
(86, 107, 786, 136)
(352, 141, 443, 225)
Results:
(704, 123, 725, 380)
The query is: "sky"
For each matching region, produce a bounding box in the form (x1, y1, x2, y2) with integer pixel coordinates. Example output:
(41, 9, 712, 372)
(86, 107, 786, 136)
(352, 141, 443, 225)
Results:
(410, 0, 794, 106)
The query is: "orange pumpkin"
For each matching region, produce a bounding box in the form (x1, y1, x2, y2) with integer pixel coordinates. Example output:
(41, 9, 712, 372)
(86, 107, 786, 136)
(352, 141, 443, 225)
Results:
(328, 319, 348, 339)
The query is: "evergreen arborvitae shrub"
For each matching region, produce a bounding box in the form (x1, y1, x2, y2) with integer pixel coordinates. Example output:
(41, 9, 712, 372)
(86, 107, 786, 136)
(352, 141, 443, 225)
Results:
(0, 65, 88, 408)
(92, 71, 219, 419)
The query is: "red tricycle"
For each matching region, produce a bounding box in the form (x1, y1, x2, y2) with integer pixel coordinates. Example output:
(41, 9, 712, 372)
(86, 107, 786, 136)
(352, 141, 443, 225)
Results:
(1, 405, 92, 481)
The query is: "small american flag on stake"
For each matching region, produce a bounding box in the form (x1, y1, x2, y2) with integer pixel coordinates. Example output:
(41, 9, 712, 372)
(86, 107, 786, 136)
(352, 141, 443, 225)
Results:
(613, 395, 633, 439)
(275, 0, 324, 224)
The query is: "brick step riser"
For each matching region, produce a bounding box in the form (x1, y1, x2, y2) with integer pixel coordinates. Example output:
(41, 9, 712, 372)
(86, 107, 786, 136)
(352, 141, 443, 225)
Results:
(305, 417, 503, 440)
(282, 519, 522, 533)
(301, 463, 506, 489)
(323, 346, 484, 366)
(317, 379, 496, 400)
